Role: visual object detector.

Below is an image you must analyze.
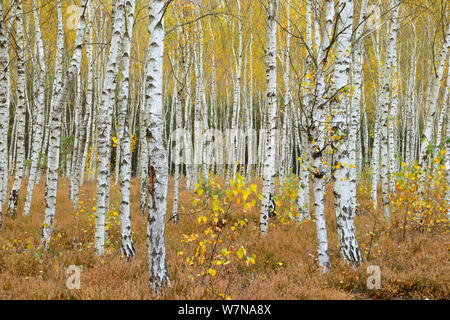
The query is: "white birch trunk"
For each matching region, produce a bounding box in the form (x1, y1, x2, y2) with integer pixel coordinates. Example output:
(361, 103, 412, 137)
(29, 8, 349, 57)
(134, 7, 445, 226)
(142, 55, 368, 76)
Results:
(140, 78, 149, 212)
(80, 8, 95, 187)
(23, 0, 47, 216)
(118, 0, 136, 259)
(309, 0, 333, 272)
(349, 0, 368, 209)
(280, 0, 291, 185)
(172, 33, 189, 225)
(436, 67, 450, 147)
(419, 25, 449, 166)
(260, 0, 278, 235)
(7, 0, 26, 216)
(388, 7, 400, 194)
(445, 103, 450, 220)
(145, 0, 170, 293)
(378, 3, 400, 221)
(95, 0, 125, 256)
(41, 0, 88, 248)
(0, 0, 8, 229)
(332, 0, 361, 264)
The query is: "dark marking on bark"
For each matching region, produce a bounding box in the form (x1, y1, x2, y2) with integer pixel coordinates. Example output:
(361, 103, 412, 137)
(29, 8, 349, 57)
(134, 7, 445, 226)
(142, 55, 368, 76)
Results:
(268, 193, 277, 218)
(149, 166, 156, 197)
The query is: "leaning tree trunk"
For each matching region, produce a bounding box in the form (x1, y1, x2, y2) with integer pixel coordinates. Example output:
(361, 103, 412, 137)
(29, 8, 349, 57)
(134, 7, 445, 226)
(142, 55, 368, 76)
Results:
(145, 0, 170, 293)
(7, 0, 26, 217)
(0, 0, 9, 229)
(23, 0, 47, 216)
(80, 6, 95, 187)
(419, 24, 449, 167)
(436, 67, 450, 147)
(41, 0, 88, 248)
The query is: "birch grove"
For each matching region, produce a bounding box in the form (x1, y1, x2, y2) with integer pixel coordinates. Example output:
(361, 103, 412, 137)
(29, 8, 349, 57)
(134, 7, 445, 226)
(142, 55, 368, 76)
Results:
(0, 0, 448, 297)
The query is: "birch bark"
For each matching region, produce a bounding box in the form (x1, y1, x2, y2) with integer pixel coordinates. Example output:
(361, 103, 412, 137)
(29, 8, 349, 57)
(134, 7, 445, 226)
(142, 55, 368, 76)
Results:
(7, 0, 26, 217)
(309, 0, 334, 272)
(95, 0, 125, 256)
(145, 0, 170, 292)
(0, 0, 8, 229)
(41, 0, 88, 248)
(118, 0, 136, 259)
(349, 0, 368, 209)
(332, 0, 362, 264)
(378, 2, 400, 221)
(445, 100, 450, 220)
(24, 0, 46, 216)
(260, 0, 278, 235)
(419, 25, 449, 167)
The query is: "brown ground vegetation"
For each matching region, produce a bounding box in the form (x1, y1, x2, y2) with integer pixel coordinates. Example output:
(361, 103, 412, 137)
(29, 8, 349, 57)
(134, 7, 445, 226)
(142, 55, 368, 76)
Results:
(0, 175, 448, 299)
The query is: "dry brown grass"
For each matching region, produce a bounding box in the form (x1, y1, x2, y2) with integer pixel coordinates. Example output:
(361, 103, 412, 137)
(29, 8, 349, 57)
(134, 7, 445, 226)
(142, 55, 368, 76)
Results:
(0, 175, 448, 300)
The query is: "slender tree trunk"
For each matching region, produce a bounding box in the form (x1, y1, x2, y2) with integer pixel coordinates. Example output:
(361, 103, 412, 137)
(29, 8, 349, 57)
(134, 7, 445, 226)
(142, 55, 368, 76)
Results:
(80, 7, 95, 187)
(0, 0, 8, 229)
(436, 67, 450, 147)
(7, 0, 26, 217)
(309, 0, 334, 272)
(172, 33, 188, 225)
(388, 6, 401, 194)
(118, 0, 136, 259)
(419, 25, 449, 167)
(280, 0, 291, 185)
(378, 2, 400, 221)
(24, 0, 47, 216)
(445, 101, 450, 220)
(260, 0, 278, 235)
(332, 0, 361, 265)
(145, 0, 170, 293)
(41, 0, 88, 248)
(349, 0, 368, 208)
(95, 0, 125, 256)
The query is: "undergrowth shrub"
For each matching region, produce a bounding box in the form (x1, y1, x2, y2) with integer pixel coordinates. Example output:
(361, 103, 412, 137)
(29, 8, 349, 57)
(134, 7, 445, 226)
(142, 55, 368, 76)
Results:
(178, 173, 258, 299)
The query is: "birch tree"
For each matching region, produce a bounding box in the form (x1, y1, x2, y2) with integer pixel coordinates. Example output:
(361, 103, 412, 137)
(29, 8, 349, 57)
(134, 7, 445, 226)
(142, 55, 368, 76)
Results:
(145, 0, 170, 293)
(307, 0, 334, 272)
(445, 103, 450, 220)
(419, 24, 449, 167)
(0, 0, 8, 229)
(41, 0, 88, 248)
(331, 0, 361, 264)
(260, 0, 278, 235)
(378, 1, 400, 221)
(23, 0, 47, 216)
(349, 0, 369, 208)
(7, 0, 26, 217)
(118, 0, 136, 259)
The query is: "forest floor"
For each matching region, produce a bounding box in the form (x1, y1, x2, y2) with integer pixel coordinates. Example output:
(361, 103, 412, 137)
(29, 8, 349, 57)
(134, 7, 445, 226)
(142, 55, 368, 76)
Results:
(0, 175, 448, 299)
